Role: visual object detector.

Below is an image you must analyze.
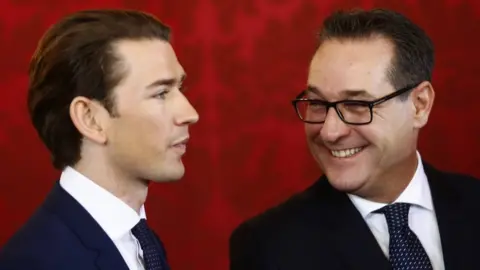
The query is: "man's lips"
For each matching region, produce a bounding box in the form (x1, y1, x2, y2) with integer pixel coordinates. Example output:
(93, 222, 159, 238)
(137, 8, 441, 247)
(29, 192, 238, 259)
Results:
(172, 137, 189, 147)
(321, 144, 369, 158)
(171, 137, 189, 154)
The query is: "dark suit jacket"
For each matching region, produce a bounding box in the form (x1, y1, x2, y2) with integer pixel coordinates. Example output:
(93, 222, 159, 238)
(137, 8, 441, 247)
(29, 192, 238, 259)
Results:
(229, 162, 480, 270)
(0, 182, 169, 270)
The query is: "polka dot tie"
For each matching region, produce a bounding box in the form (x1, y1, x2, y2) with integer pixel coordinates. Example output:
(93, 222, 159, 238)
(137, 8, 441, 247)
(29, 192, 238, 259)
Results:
(377, 203, 433, 270)
(131, 219, 166, 270)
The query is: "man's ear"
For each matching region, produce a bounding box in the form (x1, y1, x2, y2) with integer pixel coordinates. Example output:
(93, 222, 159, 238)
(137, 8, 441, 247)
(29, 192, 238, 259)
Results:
(411, 81, 435, 129)
(69, 97, 110, 145)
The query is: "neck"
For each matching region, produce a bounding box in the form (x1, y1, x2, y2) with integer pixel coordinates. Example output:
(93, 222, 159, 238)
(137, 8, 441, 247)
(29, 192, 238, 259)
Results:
(73, 158, 148, 214)
(362, 151, 419, 203)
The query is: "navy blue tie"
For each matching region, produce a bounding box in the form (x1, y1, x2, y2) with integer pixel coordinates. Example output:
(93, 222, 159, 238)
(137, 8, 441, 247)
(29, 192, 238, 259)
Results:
(377, 203, 433, 270)
(131, 219, 168, 270)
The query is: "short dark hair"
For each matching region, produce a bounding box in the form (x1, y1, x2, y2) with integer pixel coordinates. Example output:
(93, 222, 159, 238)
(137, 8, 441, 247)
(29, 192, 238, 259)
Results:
(27, 9, 171, 170)
(318, 8, 434, 93)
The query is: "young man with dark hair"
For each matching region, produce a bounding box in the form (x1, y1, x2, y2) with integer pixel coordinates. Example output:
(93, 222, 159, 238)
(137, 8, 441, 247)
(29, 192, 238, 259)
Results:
(0, 9, 199, 270)
(230, 8, 480, 270)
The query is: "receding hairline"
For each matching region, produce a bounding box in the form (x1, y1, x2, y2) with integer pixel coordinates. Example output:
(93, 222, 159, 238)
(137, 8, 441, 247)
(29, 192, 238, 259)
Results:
(106, 36, 176, 87)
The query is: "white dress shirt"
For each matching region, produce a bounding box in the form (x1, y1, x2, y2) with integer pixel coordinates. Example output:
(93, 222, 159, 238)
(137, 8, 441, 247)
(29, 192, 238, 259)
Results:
(347, 152, 444, 270)
(60, 166, 146, 270)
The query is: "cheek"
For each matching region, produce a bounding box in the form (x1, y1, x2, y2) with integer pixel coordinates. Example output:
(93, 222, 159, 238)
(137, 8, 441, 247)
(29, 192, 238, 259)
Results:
(361, 121, 409, 151)
(305, 124, 321, 140)
(135, 112, 170, 147)
(135, 102, 170, 136)
(357, 127, 382, 148)
(109, 113, 170, 155)
(387, 109, 414, 139)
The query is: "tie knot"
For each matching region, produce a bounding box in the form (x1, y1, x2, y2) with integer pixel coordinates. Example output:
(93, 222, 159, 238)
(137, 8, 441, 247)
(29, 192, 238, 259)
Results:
(376, 202, 411, 229)
(131, 218, 155, 248)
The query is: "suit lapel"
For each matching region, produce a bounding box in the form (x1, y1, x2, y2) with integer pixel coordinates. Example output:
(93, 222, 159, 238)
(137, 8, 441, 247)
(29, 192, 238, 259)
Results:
(425, 163, 475, 270)
(93, 250, 131, 270)
(305, 162, 477, 270)
(309, 179, 391, 270)
(43, 182, 130, 270)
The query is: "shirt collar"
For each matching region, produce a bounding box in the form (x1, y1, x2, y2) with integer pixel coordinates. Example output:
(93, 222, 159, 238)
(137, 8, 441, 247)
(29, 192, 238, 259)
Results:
(348, 151, 433, 218)
(59, 166, 146, 240)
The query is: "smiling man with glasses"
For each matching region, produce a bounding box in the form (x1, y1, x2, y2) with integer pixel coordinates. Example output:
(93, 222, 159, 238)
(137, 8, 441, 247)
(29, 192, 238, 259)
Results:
(230, 8, 480, 270)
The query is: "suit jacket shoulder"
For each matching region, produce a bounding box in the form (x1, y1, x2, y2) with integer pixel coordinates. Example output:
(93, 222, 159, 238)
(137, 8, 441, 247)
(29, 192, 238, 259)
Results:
(0, 182, 129, 270)
(427, 163, 480, 199)
(230, 162, 480, 270)
(232, 178, 328, 236)
(423, 163, 480, 269)
(229, 178, 372, 270)
(232, 162, 480, 240)
(423, 162, 480, 220)
(0, 206, 96, 270)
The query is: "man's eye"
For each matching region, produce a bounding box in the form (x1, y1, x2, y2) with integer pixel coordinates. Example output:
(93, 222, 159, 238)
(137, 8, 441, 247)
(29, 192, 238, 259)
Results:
(154, 90, 170, 99)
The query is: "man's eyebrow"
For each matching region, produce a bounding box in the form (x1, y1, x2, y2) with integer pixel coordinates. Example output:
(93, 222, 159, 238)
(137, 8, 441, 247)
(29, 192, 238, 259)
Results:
(146, 73, 186, 89)
(305, 85, 376, 100)
(342, 89, 376, 99)
(305, 85, 325, 98)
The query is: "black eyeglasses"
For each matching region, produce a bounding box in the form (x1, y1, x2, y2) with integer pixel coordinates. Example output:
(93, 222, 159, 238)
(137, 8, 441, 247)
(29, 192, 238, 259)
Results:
(291, 83, 419, 125)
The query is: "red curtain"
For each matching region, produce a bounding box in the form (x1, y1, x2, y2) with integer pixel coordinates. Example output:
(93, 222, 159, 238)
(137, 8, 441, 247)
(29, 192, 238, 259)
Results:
(0, 0, 479, 269)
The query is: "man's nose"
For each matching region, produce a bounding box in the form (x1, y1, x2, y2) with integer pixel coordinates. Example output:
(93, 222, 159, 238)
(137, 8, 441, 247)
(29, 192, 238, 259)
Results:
(174, 94, 199, 126)
(319, 107, 350, 143)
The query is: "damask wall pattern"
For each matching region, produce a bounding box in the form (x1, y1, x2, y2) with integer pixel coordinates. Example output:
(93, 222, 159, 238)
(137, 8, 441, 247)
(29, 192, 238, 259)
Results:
(0, 0, 479, 269)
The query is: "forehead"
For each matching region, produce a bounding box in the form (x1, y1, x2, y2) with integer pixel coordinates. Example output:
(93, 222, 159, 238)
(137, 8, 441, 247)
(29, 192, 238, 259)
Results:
(308, 37, 394, 99)
(113, 39, 184, 87)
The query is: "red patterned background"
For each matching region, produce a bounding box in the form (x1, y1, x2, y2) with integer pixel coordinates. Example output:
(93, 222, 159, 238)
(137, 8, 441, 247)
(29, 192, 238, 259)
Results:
(0, 0, 479, 269)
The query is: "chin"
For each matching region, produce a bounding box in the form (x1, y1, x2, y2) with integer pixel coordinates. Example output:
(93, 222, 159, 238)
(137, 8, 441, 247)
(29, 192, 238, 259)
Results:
(319, 158, 370, 193)
(326, 173, 367, 193)
(149, 164, 185, 183)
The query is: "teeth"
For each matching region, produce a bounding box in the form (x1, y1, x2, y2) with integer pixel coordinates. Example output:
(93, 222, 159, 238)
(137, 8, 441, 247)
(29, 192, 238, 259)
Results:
(331, 147, 363, 158)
